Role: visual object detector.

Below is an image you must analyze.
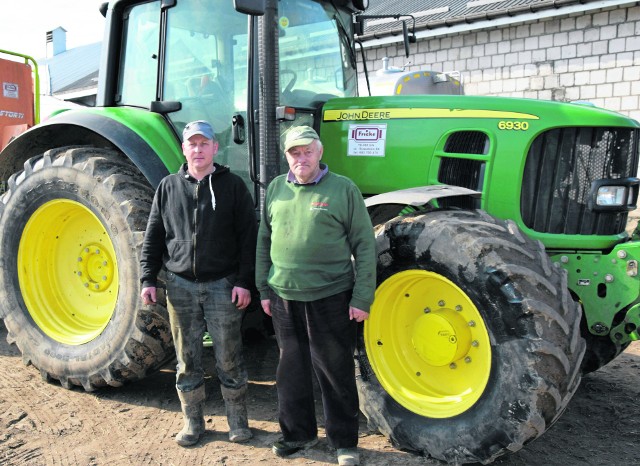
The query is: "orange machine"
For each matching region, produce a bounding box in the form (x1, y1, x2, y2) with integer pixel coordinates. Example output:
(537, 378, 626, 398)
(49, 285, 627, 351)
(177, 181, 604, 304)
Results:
(0, 50, 39, 151)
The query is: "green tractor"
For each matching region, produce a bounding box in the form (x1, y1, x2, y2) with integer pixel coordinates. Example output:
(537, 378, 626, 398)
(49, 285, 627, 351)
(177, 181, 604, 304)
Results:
(0, 0, 638, 464)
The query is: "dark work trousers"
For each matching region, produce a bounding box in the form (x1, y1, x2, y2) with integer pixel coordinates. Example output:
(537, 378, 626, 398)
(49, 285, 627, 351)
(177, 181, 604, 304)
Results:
(166, 271, 248, 393)
(270, 289, 359, 449)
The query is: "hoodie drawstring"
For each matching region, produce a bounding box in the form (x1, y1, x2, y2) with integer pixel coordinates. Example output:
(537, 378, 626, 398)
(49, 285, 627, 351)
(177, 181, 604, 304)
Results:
(209, 174, 216, 211)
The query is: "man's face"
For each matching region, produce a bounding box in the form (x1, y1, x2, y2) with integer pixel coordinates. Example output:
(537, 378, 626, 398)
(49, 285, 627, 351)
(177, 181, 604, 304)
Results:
(285, 140, 323, 184)
(182, 134, 218, 172)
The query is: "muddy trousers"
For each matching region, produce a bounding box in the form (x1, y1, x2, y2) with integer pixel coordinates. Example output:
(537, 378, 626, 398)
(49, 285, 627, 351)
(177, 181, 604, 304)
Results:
(270, 289, 359, 450)
(166, 271, 248, 394)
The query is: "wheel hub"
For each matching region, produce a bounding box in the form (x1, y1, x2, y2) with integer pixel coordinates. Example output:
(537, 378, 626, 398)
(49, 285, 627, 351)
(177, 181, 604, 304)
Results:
(412, 310, 471, 366)
(77, 243, 115, 292)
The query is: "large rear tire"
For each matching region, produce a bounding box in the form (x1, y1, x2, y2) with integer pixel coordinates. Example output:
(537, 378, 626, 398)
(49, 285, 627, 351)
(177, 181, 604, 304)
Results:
(0, 146, 173, 391)
(357, 209, 585, 464)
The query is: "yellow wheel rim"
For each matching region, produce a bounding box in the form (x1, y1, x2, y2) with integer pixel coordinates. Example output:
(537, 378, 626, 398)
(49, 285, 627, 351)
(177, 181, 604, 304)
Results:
(365, 270, 491, 418)
(18, 199, 118, 345)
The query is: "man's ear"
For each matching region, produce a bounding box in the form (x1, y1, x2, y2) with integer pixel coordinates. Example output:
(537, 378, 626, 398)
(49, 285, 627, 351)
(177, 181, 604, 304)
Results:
(213, 140, 220, 154)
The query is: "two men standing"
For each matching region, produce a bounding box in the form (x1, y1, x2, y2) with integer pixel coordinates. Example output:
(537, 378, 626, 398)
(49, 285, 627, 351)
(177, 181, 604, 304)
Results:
(140, 121, 375, 466)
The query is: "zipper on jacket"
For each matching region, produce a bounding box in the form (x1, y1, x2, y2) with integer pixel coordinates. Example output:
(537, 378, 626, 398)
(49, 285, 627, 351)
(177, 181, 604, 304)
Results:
(192, 182, 199, 278)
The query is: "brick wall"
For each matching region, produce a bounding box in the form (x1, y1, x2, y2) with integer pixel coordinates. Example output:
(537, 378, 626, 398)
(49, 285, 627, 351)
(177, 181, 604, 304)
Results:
(360, 3, 640, 122)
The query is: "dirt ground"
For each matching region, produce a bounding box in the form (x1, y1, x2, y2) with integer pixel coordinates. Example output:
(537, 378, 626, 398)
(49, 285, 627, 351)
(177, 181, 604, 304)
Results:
(0, 316, 638, 466)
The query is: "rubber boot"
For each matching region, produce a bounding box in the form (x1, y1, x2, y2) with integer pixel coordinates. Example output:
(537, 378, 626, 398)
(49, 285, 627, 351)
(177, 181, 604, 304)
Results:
(221, 385, 252, 443)
(175, 385, 206, 446)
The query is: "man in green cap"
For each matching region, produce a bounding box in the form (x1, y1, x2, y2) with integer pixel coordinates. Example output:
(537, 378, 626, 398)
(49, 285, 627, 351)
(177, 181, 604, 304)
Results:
(256, 125, 376, 466)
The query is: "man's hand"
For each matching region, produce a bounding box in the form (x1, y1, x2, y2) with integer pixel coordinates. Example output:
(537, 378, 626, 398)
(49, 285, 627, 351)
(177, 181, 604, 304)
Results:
(141, 287, 157, 305)
(232, 286, 251, 310)
(349, 306, 369, 322)
(261, 299, 272, 316)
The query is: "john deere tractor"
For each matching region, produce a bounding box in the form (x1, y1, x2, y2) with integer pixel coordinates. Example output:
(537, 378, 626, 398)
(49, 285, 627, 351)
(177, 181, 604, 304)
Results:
(0, 1, 638, 464)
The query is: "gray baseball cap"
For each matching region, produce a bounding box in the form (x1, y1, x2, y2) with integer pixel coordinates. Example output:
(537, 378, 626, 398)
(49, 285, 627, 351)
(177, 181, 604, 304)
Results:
(283, 125, 319, 152)
(183, 120, 215, 141)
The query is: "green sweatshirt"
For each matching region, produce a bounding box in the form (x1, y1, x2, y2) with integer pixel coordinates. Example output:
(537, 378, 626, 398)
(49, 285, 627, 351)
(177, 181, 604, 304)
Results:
(256, 170, 376, 311)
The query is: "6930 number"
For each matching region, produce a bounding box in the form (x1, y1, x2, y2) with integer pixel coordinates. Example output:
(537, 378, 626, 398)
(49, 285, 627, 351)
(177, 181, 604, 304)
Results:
(498, 121, 529, 130)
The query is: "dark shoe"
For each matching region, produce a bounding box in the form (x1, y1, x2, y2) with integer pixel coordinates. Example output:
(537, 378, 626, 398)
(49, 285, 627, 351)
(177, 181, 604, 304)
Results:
(272, 437, 318, 457)
(337, 448, 359, 466)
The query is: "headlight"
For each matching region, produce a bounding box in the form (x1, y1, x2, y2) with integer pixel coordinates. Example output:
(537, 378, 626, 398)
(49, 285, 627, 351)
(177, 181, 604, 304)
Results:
(589, 178, 640, 212)
(596, 185, 627, 206)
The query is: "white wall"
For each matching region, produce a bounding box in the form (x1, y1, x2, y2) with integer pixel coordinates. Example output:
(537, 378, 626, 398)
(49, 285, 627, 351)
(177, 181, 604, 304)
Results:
(360, 3, 640, 122)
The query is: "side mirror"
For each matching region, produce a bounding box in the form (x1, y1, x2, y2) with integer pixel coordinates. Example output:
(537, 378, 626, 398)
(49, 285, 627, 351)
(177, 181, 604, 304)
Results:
(402, 21, 410, 58)
(232, 114, 246, 144)
(149, 101, 181, 114)
(354, 16, 365, 36)
(352, 0, 369, 11)
(99, 2, 108, 18)
(234, 0, 265, 16)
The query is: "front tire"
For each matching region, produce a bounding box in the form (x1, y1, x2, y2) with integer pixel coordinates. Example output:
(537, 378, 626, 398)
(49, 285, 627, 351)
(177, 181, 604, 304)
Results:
(0, 146, 173, 391)
(357, 210, 585, 464)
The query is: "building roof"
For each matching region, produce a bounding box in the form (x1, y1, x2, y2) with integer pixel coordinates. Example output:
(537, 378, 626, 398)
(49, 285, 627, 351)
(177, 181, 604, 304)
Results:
(40, 42, 101, 95)
(359, 0, 632, 40)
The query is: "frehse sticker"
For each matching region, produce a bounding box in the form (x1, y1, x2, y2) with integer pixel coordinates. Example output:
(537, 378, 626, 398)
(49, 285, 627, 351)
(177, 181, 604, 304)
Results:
(348, 124, 387, 157)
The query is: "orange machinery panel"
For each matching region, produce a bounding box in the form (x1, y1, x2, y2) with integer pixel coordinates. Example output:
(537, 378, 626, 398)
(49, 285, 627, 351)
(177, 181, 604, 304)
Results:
(0, 57, 34, 150)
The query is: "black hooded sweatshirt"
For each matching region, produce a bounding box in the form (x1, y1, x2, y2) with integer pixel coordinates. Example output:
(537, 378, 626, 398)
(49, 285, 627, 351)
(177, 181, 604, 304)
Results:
(140, 163, 257, 289)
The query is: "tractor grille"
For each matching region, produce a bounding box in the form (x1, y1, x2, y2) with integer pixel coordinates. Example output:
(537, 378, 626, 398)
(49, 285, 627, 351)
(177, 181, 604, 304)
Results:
(521, 127, 640, 235)
(438, 131, 488, 210)
(438, 157, 484, 209)
(444, 130, 489, 155)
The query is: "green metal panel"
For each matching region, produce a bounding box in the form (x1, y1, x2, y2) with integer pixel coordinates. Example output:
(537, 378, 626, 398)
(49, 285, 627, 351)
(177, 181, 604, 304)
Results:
(320, 94, 640, 251)
(551, 242, 640, 345)
(68, 107, 184, 172)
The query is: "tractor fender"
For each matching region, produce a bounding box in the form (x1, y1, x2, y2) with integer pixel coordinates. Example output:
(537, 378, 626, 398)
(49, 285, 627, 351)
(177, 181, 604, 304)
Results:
(0, 111, 172, 189)
(364, 185, 480, 208)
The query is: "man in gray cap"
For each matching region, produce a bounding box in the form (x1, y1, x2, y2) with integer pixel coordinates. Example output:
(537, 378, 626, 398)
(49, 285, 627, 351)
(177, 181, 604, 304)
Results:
(140, 120, 257, 446)
(256, 125, 376, 466)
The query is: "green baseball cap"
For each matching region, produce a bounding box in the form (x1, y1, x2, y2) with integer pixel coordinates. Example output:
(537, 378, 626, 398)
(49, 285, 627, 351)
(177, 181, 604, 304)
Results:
(283, 125, 319, 152)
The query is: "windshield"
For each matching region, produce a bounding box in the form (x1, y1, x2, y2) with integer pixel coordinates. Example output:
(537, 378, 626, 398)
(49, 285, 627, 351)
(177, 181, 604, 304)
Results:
(114, 0, 358, 189)
(278, 0, 357, 107)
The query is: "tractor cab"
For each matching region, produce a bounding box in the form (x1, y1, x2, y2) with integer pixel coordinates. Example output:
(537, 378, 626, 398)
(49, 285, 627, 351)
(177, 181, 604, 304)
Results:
(105, 0, 360, 188)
